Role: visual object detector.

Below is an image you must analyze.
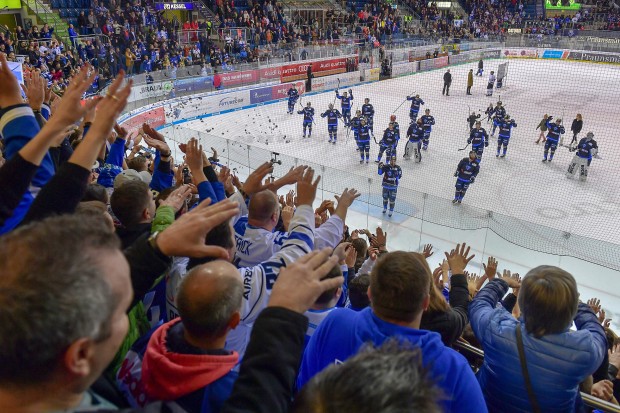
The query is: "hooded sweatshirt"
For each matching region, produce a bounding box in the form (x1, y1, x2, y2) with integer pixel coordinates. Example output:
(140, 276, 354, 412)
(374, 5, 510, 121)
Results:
(141, 319, 238, 410)
(297, 307, 488, 413)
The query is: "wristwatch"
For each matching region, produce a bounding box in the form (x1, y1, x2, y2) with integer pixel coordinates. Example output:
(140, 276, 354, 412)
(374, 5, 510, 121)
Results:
(148, 231, 167, 259)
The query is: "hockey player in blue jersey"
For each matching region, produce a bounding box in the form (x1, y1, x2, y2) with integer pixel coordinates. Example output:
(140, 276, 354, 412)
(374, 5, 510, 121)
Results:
(376, 122, 399, 164)
(453, 151, 480, 204)
(543, 116, 565, 162)
(467, 121, 489, 162)
(420, 108, 436, 150)
(287, 87, 299, 114)
(362, 98, 375, 132)
(335, 89, 354, 127)
(567, 131, 598, 181)
(406, 94, 424, 122)
(404, 118, 424, 162)
(320, 103, 343, 144)
(350, 110, 363, 149)
(490, 101, 505, 136)
(297, 101, 315, 138)
(378, 156, 402, 217)
(494, 114, 517, 158)
(357, 117, 372, 164)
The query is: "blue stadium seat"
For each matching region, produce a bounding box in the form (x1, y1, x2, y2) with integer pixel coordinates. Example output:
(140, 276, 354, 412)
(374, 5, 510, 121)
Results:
(51, 0, 60, 9)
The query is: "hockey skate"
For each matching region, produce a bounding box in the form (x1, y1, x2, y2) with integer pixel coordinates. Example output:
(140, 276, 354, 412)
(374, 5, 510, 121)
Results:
(382, 208, 387, 214)
(388, 211, 393, 217)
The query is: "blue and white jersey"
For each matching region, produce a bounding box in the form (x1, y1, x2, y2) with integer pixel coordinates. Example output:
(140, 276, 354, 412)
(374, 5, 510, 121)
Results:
(320, 108, 343, 126)
(545, 120, 565, 142)
(304, 307, 338, 347)
(456, 158, 480, 183)
(492, 106, 506, 120)
(575, 138, 598, 159)
(361, 103, 374, 122)
(350, 116, 362, 133)
(336, 91, 353, 110)
(358, 124, 372, 143)
(407, 123, 424, 142)
(421, 114, 435, 134)
(287, 88, 299, 102)
(379, 163, 402, 190)
(468, 127, 489, 148)
(298, 107, 315, 122)
(381, 128, 399, 147)
(407, 96, 424, 112)
(495, 119, 517, 139)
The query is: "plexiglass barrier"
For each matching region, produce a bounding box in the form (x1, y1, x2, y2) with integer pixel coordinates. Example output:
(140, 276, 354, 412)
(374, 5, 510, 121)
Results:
(160, 124, 620, 329)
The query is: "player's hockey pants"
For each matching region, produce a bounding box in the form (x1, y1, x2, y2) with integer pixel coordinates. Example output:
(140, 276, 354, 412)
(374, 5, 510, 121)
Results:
(382, 187, 397, 211)
(544, 140, 558, 160)
(327, 125, 338, 141)
(377, 144, 396, 162)
(357, 141, 370, 160)
(497, 137, 509, 156)
(303, 121, 312, 136)
(455, 179, 471, 201)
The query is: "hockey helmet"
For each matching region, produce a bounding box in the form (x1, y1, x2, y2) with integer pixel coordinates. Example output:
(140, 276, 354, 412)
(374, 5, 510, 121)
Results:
(416, 94, 420, 98)
(390, 114, 397, 122)
(556, 118, 562, 124)
(356, 109, 362, 115)
(364, 98, 370, 103)
(425, 108, 430, 113)
(388, 122, 395, 128)
(329, 103, 334, 109)
(497, 101, 502, 105)
(475, 120, 482, 126)
(586, 132, 594, 139)
(361, 117, 367, 124)
(307, 101, 312, 107)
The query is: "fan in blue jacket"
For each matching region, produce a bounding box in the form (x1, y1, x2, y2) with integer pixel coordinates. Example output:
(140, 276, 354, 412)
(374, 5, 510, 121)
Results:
(298, 250, 488, 413)
(469, 266, 607, 413)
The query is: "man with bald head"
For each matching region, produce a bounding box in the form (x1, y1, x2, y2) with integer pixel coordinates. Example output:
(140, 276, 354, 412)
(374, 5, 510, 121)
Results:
(126, 260, 243, 409)
(234, 185, 360, 267)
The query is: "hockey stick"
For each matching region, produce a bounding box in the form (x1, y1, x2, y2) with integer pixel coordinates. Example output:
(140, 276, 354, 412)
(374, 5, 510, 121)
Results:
(393, 92, 413, 114)
(332, 78, 341, 106)
(457, 142, 470, 151)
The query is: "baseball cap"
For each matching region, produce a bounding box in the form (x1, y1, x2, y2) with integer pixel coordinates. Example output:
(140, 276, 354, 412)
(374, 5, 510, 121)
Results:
(113, 169, 152, 189)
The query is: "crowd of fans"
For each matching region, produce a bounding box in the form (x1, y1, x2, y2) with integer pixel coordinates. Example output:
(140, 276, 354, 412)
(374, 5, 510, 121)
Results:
(0, 59, 619, 412)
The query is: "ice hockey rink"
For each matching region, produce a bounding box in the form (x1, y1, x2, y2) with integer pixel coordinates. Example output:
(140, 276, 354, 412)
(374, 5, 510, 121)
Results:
(164, 58, 620, 326)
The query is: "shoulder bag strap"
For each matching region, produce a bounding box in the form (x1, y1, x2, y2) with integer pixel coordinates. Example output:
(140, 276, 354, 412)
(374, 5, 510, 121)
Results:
(516, 323, 542, 413)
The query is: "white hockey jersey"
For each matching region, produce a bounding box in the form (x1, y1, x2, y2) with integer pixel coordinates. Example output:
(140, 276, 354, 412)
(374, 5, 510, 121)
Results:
(234, 213, 344, 268)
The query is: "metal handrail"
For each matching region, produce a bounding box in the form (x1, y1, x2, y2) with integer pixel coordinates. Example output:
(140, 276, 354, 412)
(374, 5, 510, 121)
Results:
(23, 0, 71, 45)
(453, 341, 620, 413)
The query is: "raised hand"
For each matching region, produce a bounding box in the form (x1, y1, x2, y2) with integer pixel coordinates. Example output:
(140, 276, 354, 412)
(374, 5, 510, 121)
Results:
(156, 198, 239, 259)
(242, 162, 274, 195)
(143, 122, 167, 143)
(609, 344, 620, 379)
(345, 244, 357, 268)
(185, 137, 204, 174)
(370, 227, 387, 250)
(296, 167, 320, 206)
(281, 205, 294, 231)
(499, 269, 521, 289)
(285, 190, 295, 207)
(0, 52, 25, 108)
(268, 249, 342, 314)
(22, 70, 46, 111)
(49, 64, 101, 127)
(333, 242, 352, 264)
(270, 165, 307, 189)
(444, 243, 475, 274)
(482, 256, 498, 279)
(587, 298, 602, 315)
(334, 188, 361, 208)
(422, 244, 434, 258)
(159, 184, 193, 212)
